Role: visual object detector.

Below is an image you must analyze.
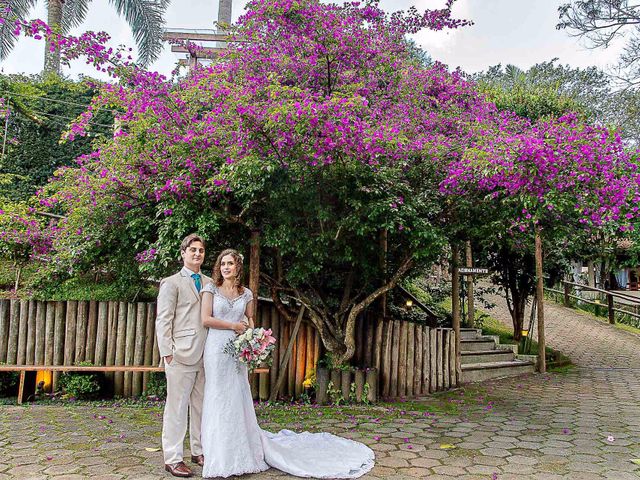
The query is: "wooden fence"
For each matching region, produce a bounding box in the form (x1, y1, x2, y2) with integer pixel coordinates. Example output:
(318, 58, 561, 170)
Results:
(0, 299, 458, 399)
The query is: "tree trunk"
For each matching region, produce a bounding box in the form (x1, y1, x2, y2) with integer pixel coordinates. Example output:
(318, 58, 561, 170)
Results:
(378, 229, 388, 318)
(44, 0, 63, 75)
(249, 230, 260, 319)
(535, 227, 546, 373)
(465, 240, 474, 328)
(511, 296, 526, 341)
(338, 256, 413, 365)
(451, 244, 461, 386)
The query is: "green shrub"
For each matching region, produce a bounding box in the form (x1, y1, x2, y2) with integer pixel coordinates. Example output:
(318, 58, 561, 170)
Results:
(0, 371, 19, 397)
(145, 372, 167, 399)
(58, 369, 103, 399)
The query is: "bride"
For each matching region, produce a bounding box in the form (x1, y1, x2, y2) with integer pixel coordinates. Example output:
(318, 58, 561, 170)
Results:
(199, 248, 375, 478)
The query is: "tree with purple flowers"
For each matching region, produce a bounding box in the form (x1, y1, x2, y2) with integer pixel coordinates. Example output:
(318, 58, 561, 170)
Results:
(442, 113, 640, 371)
(3, 0, 489, 362)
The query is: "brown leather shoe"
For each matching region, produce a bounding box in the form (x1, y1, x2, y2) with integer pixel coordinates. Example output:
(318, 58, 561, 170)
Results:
(164, 462, 194, 478)
(190, 454, 204, 467)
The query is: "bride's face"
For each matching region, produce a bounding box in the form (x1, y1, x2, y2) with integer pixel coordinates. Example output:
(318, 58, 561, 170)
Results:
(220, 254, 238, 280)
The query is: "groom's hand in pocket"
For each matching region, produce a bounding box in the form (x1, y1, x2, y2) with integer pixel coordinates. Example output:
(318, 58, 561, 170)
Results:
(164, 355, 173, 365)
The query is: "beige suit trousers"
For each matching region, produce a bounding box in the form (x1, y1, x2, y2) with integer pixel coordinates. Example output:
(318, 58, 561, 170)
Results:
(162, 359, 205, 464)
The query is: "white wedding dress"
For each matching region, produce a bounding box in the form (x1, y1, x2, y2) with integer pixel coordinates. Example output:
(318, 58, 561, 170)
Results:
(200, 284, 375, 478)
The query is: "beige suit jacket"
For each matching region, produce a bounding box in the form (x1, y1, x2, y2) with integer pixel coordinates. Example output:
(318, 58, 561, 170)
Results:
(156, 268, 211, 366)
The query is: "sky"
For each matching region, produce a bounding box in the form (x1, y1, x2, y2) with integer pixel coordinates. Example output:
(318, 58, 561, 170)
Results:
(0, 0, 623, 79)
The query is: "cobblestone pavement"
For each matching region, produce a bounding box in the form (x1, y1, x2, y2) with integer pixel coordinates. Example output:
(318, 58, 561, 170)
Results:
(1, 297, 639, 479)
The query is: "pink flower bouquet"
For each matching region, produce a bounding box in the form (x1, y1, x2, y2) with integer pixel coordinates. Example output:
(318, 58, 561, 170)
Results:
(223, 327, 277, 372)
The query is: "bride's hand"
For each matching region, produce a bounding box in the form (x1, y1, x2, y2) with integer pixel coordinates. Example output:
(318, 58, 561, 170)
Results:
(232, 322, 248, 335)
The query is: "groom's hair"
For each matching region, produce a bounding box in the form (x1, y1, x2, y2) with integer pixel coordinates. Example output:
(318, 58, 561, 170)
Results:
(180, 233, 206, 252)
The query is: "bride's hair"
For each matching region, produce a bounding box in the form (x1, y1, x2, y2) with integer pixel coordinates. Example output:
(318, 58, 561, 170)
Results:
(213, 248, 245, 294)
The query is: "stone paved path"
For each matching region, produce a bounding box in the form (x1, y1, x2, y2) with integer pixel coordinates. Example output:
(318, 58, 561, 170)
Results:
(1, 296, 639, 479)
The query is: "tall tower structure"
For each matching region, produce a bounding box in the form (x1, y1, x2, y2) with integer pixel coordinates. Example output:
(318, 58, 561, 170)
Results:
(218, 0, 233, 27)
(163, 0, 233, 69)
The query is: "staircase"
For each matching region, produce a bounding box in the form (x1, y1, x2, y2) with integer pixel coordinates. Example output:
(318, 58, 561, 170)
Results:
(460, 328, 536, 383)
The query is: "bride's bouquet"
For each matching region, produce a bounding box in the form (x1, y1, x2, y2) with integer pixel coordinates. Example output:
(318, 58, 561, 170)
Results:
(223, 326, 277, 372)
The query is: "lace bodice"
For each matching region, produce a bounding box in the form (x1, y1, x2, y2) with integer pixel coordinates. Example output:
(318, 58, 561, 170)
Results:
(201, 284, 254, 350)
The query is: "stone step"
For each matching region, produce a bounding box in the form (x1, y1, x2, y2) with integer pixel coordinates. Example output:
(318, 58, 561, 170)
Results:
(461, 360, 536, 383)
(461, 349, 515, 364)
(460, 328, 482, 340)
(460, 339, 497, 352)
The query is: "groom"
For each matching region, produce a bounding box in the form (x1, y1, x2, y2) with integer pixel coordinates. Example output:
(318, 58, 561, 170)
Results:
(156, 234, 210, 477)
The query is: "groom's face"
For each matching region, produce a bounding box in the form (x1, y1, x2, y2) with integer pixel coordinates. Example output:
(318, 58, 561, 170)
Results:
(181, 240, 205, 272)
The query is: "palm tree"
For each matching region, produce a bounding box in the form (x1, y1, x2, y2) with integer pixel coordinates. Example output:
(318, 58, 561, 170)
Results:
(0, 0, 170, 74)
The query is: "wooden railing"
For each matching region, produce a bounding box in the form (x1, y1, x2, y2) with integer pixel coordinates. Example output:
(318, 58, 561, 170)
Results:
(545, 280, 640, 327)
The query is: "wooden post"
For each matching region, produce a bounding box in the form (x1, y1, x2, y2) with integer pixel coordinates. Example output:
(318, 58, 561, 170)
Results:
(451, 245, 462, 383)
(295, 325, 307, 398)
(390, 319, 400, 398)
(143, 303, 156, 393)
(85, 301, 98, 364)
(114, 302, 127, 397)
(105, 302, 119, 372)
(535, 227, 546, 373)
(340, 369, 351, 402)
(398, 320, 408, 398)
(443, 330, 450, 389)
(422, 327, 430, 394)
(52, 301, 65, 391)
(17, 299, 28, 364)
(63, 301, 77, 366)
(406, 322, 415, 397)
(269, 306, 280, 396)
(354, 369, 365, 403)
(316, 368, 329, 405)
(249, 230, 260, 318)
(287, 331, 296, 398)
(0, 300, 9, 363)
(304, 322, 314, 387)
(449, 330, 457, 387)
(607, 293, 615, 325)
(25, 300, 36, 365)
(381, 319, 392, 398)
(75, 301, 88, 363)
(414, 324, 423, 395)
(563, 282, 571, 307)
(17, 370, 25, 405)
(44, 302, 55, 366)
(365, 316, 375, 368)
(330, 369, 341, 396)
(365, 367, 377, 403)
(7, 299, 19, 364)
(26, 300, 37, 364)
(133, 303, 146, 396)
(268, 307, 305, 402)
(436, 329, 443, 391)
(35, 301, 45, 365)
(465, 241, 475, 328)
(429, 328, 436, 393)
(373, 318, 384, 373)
(124, 303, 136, 397)
(95, 302, 108, 365)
